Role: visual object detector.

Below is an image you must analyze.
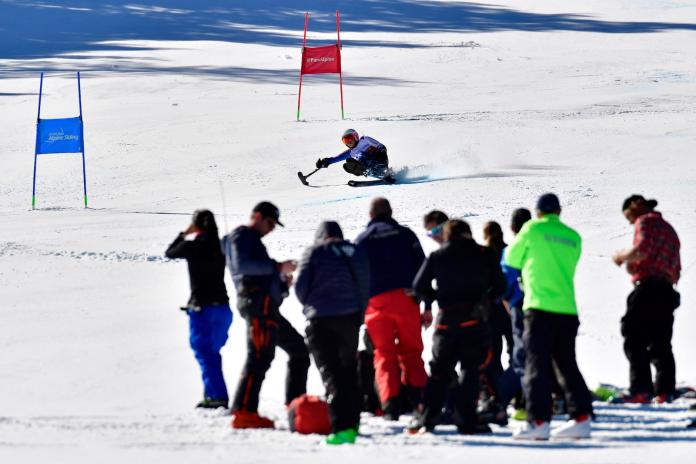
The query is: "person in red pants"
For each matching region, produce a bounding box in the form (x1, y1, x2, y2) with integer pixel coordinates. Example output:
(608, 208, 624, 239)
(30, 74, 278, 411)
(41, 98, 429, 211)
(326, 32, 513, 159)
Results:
(355, 198, 429, 420)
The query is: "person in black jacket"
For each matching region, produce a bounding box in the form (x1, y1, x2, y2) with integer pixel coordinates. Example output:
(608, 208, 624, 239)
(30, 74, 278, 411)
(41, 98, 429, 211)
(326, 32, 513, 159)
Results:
(410, 219, 507, 434)
(483, 221, 513, 378)
(295, 221, 370, 445)
(222, 201, 310, 429)
(165, 209, 232, 409)
(355, 197, 429, 420)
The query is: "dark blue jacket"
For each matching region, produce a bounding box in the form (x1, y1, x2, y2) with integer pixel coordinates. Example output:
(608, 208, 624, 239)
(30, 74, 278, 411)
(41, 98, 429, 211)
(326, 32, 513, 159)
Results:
(295, 222, 370, 319)
(221, 225, 287, 305)
(355, 216, 425, 298)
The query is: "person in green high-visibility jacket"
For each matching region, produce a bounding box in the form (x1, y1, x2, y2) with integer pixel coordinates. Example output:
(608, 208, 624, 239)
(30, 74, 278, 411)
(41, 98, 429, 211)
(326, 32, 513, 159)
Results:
(506, 193, 593, 441)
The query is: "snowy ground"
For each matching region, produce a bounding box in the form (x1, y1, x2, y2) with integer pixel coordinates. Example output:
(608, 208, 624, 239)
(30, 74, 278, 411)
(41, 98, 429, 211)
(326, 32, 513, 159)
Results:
(1, 0, 695, 462)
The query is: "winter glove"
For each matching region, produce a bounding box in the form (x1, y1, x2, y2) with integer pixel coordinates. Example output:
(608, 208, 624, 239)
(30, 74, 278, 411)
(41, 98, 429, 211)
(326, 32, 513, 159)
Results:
(316, 158, 330, 169)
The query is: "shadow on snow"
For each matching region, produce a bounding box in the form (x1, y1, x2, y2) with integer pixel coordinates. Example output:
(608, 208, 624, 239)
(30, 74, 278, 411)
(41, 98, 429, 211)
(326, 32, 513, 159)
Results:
(1, 0, 695, 79)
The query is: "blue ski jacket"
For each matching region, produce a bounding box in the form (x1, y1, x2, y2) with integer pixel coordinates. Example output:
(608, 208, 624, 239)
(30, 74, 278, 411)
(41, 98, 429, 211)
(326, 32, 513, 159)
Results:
(221, 225, 287, 305)
(295, 222, 370, 319)
(501, 247, 524, 309)
(355, 217, 425, 298)
(327, 136, 386, 166)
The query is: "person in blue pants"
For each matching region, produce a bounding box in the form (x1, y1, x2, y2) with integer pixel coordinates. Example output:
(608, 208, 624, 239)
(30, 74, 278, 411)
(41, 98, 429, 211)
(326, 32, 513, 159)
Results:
(166, 209, 233, 409)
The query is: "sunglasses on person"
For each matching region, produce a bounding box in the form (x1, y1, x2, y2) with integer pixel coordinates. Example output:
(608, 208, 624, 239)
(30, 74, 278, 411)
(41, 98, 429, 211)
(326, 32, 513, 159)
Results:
(427, 224, 443, 237)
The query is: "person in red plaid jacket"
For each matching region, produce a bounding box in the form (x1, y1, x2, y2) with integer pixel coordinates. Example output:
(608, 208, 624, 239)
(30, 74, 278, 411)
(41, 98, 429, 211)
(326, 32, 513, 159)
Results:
(613, 195, 681, 403)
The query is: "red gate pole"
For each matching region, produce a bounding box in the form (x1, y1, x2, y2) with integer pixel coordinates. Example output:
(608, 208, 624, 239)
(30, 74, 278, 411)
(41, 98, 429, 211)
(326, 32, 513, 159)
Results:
(297, 12, 309, 121)
(336, 10, 345, 120)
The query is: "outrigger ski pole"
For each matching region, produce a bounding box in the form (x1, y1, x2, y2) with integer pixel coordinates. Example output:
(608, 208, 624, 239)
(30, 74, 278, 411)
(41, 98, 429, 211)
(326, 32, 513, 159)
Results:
(297, 167, 320, 186)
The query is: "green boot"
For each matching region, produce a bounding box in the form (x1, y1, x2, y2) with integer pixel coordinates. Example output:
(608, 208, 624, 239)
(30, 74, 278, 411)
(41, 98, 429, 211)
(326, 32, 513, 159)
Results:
(511, 408, 527, 421)
(326, 428, 358, 445)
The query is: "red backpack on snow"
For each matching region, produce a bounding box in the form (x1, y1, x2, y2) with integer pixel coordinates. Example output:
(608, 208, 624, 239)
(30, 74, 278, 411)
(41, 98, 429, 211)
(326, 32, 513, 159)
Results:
(287, 395, 332, 435)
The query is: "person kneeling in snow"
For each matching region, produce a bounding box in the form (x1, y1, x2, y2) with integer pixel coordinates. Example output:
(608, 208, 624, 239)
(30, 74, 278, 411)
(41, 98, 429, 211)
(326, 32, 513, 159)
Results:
(316, 129, 394, 181)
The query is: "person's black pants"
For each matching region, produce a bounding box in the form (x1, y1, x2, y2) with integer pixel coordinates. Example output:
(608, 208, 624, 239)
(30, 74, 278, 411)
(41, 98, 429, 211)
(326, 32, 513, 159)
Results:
(232, 297, 310, 412)
(423, 323, 489, 429)
(489, 301, 513, 377)
(342, 149, 389, 178)
(357, 332, 382, 413)
(306, 311, 363, 432)
(524, 309, 592, 423)
(622, 279, 678, 396)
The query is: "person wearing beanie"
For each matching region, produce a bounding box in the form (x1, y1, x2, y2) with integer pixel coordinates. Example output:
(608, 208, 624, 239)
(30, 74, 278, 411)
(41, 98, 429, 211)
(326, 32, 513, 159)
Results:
(613, 195, 681, 404)
(294, 221, 370, 445)
(506, 194, 593, 440)
(165, 209, 232, 409)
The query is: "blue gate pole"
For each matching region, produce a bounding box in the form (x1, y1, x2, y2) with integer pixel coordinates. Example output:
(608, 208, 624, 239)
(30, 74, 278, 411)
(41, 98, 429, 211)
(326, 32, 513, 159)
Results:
(77, 72, 87, 208)
(32, 72, 44, 210)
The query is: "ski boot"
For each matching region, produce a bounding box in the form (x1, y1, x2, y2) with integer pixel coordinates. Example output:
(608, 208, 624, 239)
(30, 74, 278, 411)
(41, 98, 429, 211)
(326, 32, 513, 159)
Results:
(326, 428, 357, 445)
(196, 397, 229, 409)
(231, 410, 275, 429)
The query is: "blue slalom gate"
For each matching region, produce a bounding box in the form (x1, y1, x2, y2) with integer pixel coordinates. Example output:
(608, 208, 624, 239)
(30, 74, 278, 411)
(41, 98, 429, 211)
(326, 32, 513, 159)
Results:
(32, 72, 88, 209)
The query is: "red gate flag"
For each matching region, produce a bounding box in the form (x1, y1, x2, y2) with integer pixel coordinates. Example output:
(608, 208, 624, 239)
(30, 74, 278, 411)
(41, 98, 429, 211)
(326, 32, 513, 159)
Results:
(301, 44, 341, 75)
(297, 11, 345, 121)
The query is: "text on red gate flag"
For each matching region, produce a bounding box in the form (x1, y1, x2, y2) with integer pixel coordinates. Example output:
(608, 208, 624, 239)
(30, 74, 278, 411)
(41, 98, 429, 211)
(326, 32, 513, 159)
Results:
(301, 45, 341, 75)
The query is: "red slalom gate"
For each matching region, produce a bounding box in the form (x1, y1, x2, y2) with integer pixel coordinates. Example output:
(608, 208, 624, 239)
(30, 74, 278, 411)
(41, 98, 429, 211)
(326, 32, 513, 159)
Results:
(297, 10, 345, 121)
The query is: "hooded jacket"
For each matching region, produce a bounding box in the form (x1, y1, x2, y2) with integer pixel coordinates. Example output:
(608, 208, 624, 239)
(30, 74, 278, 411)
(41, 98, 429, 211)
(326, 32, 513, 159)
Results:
(295, 222, 370, 319)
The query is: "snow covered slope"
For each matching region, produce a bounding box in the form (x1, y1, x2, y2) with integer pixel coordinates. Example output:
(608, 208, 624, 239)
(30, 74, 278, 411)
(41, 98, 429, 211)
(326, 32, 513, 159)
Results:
(1, 0, 695, 462)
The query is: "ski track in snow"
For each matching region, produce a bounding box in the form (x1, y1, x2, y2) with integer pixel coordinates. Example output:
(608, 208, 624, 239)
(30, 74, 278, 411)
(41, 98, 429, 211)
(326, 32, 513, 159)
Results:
(1, 403, 695, 454)
(0, 241, 169, 263)
(2, 0, 696, 462)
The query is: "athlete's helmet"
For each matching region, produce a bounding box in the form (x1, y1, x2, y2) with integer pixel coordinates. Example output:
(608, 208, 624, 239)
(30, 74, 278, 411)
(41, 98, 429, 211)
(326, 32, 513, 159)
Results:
(341, 128, 359, 147)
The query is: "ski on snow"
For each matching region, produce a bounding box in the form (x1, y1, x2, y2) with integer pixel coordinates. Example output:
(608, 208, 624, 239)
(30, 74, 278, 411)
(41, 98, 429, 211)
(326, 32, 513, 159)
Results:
(347, 177, 396, 187)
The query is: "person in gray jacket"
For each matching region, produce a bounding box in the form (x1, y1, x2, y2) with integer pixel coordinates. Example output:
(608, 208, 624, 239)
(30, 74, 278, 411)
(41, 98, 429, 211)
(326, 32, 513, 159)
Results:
(295, 221, 370, 444)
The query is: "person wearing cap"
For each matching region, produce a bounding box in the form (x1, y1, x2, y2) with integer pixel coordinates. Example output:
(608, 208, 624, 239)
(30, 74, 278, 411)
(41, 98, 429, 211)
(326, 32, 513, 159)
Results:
(506, 193, 593, 440)
(613, 195, 681, 404)
(222, 201, 310, 429)
(294, 221, 370, 445)
(410, 219, 507, 435)
(165, 210, 232, 409)
(315, 129, 394, 181)
(355, 197, 428, 421)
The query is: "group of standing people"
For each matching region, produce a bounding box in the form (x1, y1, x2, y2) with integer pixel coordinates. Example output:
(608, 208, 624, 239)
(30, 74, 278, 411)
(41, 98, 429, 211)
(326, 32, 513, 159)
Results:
(166, 192, 682, 444)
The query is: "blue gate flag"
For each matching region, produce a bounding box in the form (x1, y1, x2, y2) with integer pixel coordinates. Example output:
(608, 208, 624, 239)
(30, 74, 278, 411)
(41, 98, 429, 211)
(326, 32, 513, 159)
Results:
(32, 72, 88, 210)
(37, 117, 83, 154)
